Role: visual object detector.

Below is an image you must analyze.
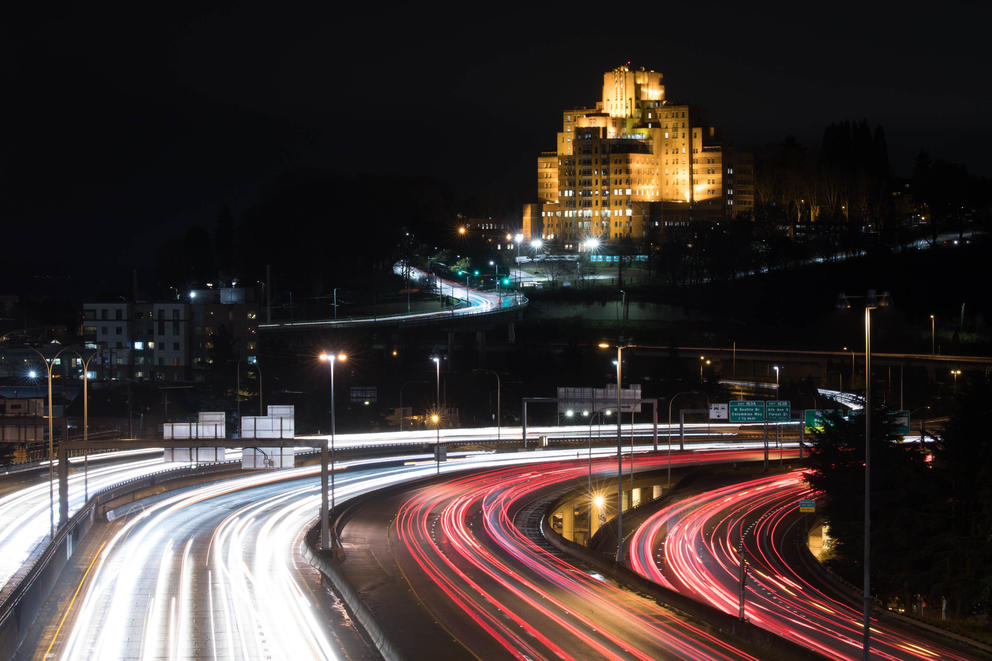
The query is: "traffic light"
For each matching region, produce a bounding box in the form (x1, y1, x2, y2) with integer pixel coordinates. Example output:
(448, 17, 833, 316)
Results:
(502, 277, 510, 286)
(473, 270, 479, 276)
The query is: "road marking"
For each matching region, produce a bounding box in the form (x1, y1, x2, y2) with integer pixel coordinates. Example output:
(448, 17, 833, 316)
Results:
(44, 538, 110, 659)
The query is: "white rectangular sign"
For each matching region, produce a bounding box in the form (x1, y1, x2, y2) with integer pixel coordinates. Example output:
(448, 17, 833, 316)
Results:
(709, 403, 729, 420)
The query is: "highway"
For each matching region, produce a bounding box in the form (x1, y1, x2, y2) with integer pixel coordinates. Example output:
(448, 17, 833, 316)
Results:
(627, 470, 978, 660)
(23, 447, 667, 660)
(345, 448, 806, 660)
(0, 450, 196, 597)
(258, 263, 522, 331)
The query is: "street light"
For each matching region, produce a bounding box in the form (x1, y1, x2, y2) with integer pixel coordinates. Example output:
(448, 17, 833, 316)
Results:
(773, 365, 781, 397)
(432, 356, 441, 473)
(951, 369, 962, 391)
(514, 233, 524, 285)
(598, 341, 626, 563)
(699, 355, 710, 381)
(667, 391, 695, 488)
(841, 289, 889, 661)
(930, 314, 936, 354)
(74, 349, 101, 503)
(319, 351, 347, 549)
(431, 412, 441, 474)
(28, 344, 70, 538)
(474, 369, 501, 440)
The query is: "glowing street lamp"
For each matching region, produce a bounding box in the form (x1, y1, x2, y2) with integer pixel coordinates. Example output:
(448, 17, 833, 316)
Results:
(930, 314, 936, 354)
(431, 412, 441, 474)
(28, 344, 70, 537)
(598, 340, 627, 562)
(319, 351, 347, 549)
(432, 356, 441, 473)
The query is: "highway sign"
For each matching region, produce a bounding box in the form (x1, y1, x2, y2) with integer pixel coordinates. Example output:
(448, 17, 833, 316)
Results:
(766, 401, 791, 421)
(887, 410, 911, 435)
(709, 403, 729, 420)
(799, 498, 816, 513)
(804, 409, 845, 433)
(729, 400, 765, 423)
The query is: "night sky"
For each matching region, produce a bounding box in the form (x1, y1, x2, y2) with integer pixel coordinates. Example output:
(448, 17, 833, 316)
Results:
(4, 2, 990, 281)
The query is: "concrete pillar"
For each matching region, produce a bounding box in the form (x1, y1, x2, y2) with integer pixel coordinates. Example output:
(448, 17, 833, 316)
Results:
(561, 507, 575, 541)
(631, 487, 643, 508)
(590, 502, 601, 538)
(622, 490, 630, 511)
(652, 485, 663, 499)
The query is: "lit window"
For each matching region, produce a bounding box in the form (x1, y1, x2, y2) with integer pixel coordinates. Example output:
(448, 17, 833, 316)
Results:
(134, 341, 144, 350)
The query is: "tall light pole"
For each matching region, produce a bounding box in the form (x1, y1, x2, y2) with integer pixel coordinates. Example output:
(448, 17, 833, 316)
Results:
(74, 349, 100, 503)
(29, 345, 69, 538)
(773, 365, 781, 397)
(432, 356, 441, 473)
(319, 351, 347, 549)
(863, 306, 872, 661)
(667, 391, 694, 488)
(840, 289, 888, 661)
(514, 233, 523, 285)
(930, 314, 936, 354)
(431, 413, 441, 474)
(598, 341, 626, 563)
(474, 368, 501, 440)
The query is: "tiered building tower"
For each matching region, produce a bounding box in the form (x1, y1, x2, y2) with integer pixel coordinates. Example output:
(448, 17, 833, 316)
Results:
(524, 65, 753, 245)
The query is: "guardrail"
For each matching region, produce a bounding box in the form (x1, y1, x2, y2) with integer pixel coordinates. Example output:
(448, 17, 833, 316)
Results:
(0, 459, 242, 658)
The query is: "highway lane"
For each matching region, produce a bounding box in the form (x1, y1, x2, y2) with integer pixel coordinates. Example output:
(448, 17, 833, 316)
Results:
(627, 470, 977, 660)
(30, 447, 669, 660)
(0, 449, 199, 596)
(372, 449, 805, 660)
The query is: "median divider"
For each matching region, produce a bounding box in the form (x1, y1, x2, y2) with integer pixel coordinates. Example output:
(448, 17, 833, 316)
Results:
(302, 526, 404, 661)
(0, 460, 242, 659)
(537, 483, 829, 661)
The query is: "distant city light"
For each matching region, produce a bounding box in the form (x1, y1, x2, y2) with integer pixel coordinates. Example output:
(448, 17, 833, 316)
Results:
(27, 370, 37, 379)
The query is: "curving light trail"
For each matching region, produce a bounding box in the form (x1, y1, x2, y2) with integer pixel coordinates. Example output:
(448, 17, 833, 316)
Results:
(47, 447, 675, 659)
(0, 451, 204, 594)
(394, 449, 792, 660)
(628, 470, 974, 660)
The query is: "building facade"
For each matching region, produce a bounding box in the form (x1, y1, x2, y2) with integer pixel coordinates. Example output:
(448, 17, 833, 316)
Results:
(83, 287, 258, 383)
(529, 65, 752, 244)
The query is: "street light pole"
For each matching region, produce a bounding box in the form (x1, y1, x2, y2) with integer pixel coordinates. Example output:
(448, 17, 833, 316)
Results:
(29, 345, 68, 538)
(319, 351, 347, 549)
(667, 391, 693, 488)
(433, 356, 441, 474)
(75, 349, 100, 503)
(863, 307, 872, 661)
(930, 314, 936, 354)
(615, 344, 623, 563)
(474, 368, 501, 440)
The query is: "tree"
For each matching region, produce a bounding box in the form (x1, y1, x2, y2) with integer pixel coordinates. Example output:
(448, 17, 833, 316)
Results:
(806, 390, 992, 621)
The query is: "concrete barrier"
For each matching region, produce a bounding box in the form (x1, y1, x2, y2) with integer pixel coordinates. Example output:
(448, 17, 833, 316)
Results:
(537, 486, 828, 661)
(301, 526, 404, 661)
(0, 460, 242, 658)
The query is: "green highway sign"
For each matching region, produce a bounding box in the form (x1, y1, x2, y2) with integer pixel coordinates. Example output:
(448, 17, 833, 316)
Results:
(729, 400, 765, 423)
(766, 401, 791, 421)
(799, 498, 816, 513)
(887, 410, 911, 435)
(804, 409, 843, 433)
